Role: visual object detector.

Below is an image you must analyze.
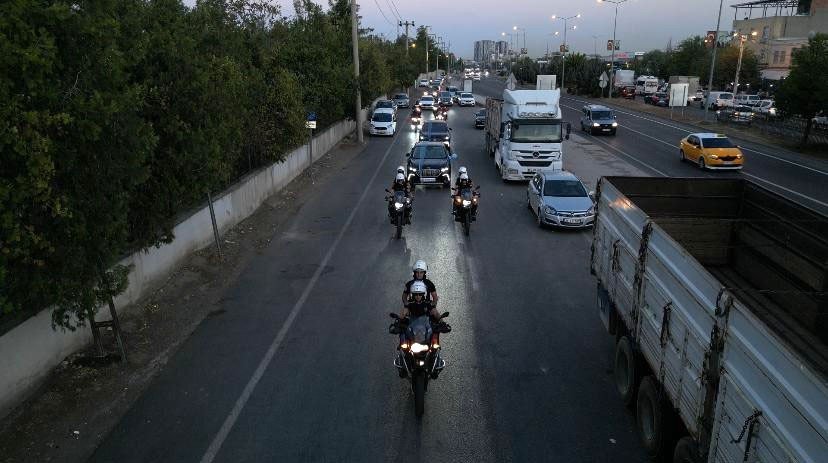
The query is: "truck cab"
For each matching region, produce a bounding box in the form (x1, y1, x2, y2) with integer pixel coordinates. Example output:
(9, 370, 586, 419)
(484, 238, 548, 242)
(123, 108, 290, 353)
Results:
(485, 89, 570, 181)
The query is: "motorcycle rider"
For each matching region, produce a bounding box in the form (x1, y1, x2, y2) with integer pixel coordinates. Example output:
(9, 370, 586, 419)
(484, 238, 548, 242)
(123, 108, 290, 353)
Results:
(453, 166, 473, 188)
(388, 172, 413, 224)
(401, 260, 438, 308)
(451, 172, 479, 219)
(401, 280, 441, 322)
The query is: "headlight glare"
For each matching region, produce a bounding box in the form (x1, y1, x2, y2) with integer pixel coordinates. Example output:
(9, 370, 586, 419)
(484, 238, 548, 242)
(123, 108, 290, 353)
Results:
(410, 343, 429, 353)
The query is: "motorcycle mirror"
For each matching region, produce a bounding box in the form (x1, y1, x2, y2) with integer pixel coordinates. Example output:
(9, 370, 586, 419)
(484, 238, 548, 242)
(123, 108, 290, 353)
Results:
(441, 311, 450, 318)
(389, 313, 400, 319)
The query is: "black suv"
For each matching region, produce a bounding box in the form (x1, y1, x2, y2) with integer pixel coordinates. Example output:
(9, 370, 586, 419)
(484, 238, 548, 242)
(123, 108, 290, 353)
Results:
(438, 91, 453, 107)
(419, 121, 452, 146)
(406, 142, 456, 187)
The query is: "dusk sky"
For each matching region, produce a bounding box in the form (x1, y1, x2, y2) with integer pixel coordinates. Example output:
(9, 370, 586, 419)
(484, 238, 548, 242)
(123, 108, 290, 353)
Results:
(187, 0, 743, 58)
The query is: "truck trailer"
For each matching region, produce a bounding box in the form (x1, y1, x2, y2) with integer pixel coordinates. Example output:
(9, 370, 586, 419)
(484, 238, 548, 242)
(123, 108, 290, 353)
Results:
(591, 177, 827, 462)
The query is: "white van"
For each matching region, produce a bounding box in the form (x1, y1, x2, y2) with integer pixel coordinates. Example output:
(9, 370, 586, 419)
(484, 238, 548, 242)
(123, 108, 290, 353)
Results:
(734, 94, 761, 106)
(635, 76, 659, 96)
(704, 91, 733, 110)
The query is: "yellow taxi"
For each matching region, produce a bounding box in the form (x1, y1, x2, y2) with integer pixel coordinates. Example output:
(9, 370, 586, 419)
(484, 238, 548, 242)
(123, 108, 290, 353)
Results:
(679, 133, 744, 170)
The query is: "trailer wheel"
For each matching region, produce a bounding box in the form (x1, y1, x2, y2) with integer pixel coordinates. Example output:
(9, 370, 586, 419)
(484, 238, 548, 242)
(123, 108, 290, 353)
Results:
(615, 336, 638, 407)
(636, 376, 671, 460)
(673, 437, 701, 463)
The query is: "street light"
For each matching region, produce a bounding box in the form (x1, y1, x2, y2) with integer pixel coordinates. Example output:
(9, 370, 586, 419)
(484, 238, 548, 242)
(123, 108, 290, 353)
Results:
(597, 0, 627, 98)
(513, 26, 527, 55)
(733, 30, 758, 94)
(551, 13, 581, 92)
(502, 32, 516, 72)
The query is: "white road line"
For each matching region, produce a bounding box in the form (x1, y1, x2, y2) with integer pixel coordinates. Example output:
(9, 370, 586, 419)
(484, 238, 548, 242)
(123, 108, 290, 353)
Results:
(574, 133, 669, 177)
(563, 96, 828, 175)
(199, 133, 400, 463)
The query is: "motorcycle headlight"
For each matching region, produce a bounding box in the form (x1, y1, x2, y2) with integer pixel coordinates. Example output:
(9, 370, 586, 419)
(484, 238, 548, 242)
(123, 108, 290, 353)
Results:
(462, 200, 472, 207)
(410, 343, 429, 353)
(394, 202, 404, 210)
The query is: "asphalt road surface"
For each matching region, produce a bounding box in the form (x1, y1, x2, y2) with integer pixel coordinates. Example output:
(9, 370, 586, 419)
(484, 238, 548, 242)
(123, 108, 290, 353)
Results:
(89, 101, 646, 462)
(473, 78, 828, 215)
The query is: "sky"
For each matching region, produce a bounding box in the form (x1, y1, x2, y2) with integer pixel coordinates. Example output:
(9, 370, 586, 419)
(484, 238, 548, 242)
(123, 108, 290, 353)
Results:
(188, 0, 744, 58)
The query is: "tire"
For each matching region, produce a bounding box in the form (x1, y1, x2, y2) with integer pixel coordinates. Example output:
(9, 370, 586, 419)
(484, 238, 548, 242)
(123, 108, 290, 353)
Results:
(673, 437, 701, 463)
(636, 376, 671, 460)
(615, 336, 638, 407)
(463, 212, 470, 236)
(698, 156, 706, 170)
(413, 373, 426, 417)
(680, 150, 686, 162)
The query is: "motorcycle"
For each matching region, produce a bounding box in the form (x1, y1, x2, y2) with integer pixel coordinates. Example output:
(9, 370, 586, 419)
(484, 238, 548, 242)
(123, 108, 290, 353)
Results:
(452, 186, 480, 236)
(385, 189, 412, 239)
(389, 311, 451, 417)
(434, 107, 449, 121)
(411, 107, 423, 129)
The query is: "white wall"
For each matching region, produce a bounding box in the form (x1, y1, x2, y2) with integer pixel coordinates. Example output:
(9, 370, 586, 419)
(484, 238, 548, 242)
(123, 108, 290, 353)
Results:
(0, 117, 359, 420)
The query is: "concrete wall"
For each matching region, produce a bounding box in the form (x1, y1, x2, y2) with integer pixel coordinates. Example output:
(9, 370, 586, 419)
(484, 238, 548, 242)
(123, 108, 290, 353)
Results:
(0, 116, 360, 421)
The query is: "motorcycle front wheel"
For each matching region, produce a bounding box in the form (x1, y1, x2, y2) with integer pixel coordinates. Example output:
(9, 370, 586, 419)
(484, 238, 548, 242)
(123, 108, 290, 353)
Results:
(413, 372, 425, 417)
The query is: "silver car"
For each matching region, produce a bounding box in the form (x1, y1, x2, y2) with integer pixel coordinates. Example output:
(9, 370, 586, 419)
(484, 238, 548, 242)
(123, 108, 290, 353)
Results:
(527, 171, 595, 228)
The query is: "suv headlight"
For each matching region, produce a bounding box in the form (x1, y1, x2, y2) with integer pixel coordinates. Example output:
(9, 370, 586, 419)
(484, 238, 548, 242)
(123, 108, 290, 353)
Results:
(593, 122, 600, 127)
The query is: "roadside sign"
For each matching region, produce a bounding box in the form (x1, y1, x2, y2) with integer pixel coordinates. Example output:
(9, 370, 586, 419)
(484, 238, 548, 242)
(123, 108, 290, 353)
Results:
(607, 40, 613, 51)
(306, 120, 317, 129)
(559, 44, 569, 53)
(306, 111, 317, 129)
(669, 83, 689, 107)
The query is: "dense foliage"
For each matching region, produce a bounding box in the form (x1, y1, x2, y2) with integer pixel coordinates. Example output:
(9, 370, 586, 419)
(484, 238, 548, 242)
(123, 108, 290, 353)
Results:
(776, 34, 828, 146)
(0, 0, 422, 330)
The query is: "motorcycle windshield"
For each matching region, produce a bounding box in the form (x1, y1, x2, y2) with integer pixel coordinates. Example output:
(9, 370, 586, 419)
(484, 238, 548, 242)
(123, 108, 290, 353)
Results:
(394, 191, 407, 202)
(406, 315, 432, 343)
(460, 189, 473, 200)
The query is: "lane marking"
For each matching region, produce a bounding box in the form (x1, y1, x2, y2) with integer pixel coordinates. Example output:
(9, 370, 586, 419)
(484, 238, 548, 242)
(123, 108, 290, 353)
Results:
(563, 96, 828, 175)
(573, 134, 669, 177)
(199, 129, 402, 463)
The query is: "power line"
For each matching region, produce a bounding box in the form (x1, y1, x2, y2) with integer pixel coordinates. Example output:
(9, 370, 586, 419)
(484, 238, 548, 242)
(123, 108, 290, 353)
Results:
(372, 0, 395, 27)
(387, 0, 402, 20)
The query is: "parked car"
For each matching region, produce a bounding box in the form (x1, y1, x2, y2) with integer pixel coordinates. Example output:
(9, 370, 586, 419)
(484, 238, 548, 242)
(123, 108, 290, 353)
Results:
(751, 99, 777, 118)
(716, 105, 754, 125)
(703, 91, 734, 110)
(406, 141, 456, 187)
(392, 93, 410, 108)
(679, 133, 744, 170)
(419, 120, 452, 146)
(369, 108, 396, 136)
(580, 104, 618, 135)
(474, 109, 486, 129)
(527, 170, 595, 229)
(457, 92, 476, 106)
(417, 95, 435, 112)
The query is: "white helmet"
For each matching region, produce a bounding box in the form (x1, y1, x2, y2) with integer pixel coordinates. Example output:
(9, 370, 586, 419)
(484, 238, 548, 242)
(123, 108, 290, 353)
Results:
(397, 165, 405, 174)
(458, 166, 468, 175)
(412, 260, 428, 273)
(411, 280, 428, 295)
(459, 173, 469, 181)
(396, 173, 405, 181)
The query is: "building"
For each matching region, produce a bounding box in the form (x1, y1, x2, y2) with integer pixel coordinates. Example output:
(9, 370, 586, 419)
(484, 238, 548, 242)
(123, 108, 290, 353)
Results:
(731, 0, 828, 79)
(496, 40, 510, 56)
(474, 40, 495, 64)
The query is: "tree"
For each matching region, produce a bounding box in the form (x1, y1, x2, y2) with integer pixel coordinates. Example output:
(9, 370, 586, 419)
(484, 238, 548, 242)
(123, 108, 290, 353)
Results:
(714, 45, 759, 91)
(776, 33, 828, 147)
(634, 49, 671, 79)
(669, 36, 709, 78)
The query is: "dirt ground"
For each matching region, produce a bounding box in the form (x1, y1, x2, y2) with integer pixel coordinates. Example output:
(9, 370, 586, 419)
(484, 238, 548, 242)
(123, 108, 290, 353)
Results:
(0, 134, 367, 463)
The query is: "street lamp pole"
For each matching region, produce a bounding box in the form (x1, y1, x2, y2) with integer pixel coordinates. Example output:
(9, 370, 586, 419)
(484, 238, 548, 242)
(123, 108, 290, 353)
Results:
(703, 0, 724, 121)
(598, 0, 626, 98)
(551, 14, 580, 92)
(502, 32, 515, 73)
(733, 30, 757, 94)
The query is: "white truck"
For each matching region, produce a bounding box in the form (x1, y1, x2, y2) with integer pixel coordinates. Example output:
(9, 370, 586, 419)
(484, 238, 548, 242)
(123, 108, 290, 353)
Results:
(592, 176, 828, 463)
(670, 76, 701, 103)
(484, 88, 570, 180)
(463, 79, 473, 93)
(635, 75, 659, 96)
(614, 69, 635, 90)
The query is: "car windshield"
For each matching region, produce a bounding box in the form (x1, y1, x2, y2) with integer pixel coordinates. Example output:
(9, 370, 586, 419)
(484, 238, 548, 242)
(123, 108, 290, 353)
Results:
(511, 122, 562, 143)
(421, 97, 433, 102)
(591, 111, 613, 119)
(422, 122, 448, 135)
(440, 92, 451, 98)
(719, 94, 733, 100)
(701, 137, 735, 148)
(544, 180, 587, 197)
(411, 145, 449, 159)
(377, 101, 393, 108)
(372, 113, 392, 122)
(461, 93, 473, 98)
(475, 110, 485, 117)
(394, 94, 407, 99)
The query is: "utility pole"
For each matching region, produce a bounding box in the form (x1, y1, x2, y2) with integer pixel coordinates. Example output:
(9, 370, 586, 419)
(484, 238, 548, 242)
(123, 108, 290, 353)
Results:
(704, 0, 724, 121)
(552, 14, 580, 92)
(733, 31, 757, 94)
(351, 0, 362, 142)
(400, 20, 415, 56)
(598, 0, 626, 98)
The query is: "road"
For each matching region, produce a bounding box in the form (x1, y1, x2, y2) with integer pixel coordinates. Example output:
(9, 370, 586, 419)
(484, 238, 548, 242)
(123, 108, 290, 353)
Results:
(89, 101, 646, 460)
(473, 78, 828, 214)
